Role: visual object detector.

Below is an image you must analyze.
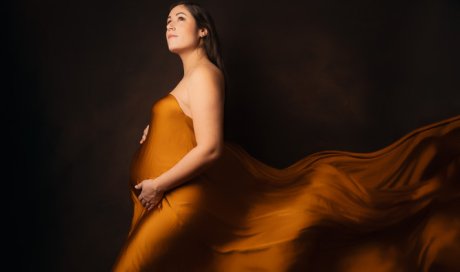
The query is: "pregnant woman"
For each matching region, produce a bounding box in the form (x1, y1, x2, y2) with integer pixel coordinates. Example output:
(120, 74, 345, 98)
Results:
(113, 1, 460, 271)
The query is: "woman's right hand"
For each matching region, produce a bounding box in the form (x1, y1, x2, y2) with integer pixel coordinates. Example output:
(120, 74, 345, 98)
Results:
(140, 125, 149, 144)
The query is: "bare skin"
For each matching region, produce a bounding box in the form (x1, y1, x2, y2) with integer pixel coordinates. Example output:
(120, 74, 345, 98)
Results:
(135, 4, 225, 212)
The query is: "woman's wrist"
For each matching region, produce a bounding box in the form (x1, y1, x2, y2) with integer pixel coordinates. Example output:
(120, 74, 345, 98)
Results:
(151, 177, 168, 192)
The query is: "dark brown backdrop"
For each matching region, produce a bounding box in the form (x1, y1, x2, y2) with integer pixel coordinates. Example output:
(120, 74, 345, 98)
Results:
(7, 0, 460, 271)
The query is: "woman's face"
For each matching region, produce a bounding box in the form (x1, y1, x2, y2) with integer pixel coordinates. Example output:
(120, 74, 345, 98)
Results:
(166, 5, 207, 53)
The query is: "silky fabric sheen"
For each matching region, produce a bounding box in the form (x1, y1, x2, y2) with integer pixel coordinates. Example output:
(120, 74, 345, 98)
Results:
(113, 93, 460, 271)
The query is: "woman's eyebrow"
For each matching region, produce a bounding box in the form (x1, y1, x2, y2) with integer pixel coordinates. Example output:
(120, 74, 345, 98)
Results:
(167, 12, 187, 19)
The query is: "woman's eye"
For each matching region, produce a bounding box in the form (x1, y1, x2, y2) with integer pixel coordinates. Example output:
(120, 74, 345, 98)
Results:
(166, 17, 184, 26)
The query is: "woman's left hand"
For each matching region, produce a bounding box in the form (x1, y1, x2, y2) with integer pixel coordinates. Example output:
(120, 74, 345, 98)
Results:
(135, 179, 165, 211)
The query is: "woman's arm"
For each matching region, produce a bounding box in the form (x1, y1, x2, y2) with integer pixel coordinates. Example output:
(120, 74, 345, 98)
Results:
(136, 66, 225, 210)
(152, 66, 225, 192)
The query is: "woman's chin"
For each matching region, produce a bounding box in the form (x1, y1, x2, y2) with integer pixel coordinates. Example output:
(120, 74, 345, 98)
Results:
(168, 47, 181, 54)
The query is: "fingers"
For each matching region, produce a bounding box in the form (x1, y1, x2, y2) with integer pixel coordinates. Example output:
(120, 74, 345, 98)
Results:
(140, 133, 147, 144)
(139, 196, 147, 206)
(140, 196, 162, 211)
(145, 201, 153, 211)
(137, 185, 163, 211)
(139, 194, 159, 210)
(147, 201, 162, 212)
(138, 192, 149, 206)
(140, 125, 150, 144)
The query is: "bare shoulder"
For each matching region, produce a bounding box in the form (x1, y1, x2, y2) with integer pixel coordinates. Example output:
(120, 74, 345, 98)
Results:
(192, 61, 224, 82)
(188, 62, 225, 96)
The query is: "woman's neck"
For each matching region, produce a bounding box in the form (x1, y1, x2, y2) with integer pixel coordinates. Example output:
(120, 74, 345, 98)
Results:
(180, 47, 207, 78)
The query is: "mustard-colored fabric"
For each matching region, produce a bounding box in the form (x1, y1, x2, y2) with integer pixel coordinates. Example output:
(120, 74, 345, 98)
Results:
(113, 93, 460, 271)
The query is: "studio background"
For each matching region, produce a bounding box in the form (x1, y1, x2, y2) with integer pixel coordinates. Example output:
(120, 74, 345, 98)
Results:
(7, 0, 460, 271)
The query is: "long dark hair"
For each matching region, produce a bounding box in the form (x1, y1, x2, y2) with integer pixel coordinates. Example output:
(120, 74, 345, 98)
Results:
(168, 1, 228, 92)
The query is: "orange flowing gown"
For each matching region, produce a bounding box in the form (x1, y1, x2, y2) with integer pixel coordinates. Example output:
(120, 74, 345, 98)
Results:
(112, 93, 460, 271)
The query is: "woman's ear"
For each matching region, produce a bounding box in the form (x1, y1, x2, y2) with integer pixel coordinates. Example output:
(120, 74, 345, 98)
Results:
(200, 28, 208, 37)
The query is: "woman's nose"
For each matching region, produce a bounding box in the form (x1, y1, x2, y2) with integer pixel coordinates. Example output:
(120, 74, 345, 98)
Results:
(167, 23, 176, 31)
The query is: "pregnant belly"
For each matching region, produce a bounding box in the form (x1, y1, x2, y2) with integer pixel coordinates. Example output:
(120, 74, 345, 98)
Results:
(130, 137, 195, 182)
(129, 146, 169, 186)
